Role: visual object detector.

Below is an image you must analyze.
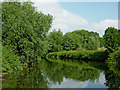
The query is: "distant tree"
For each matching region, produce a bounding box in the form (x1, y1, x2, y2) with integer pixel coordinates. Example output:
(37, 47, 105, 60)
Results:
(47, 29, 64, 52)
(63, 32, 78, 51)
(63, 30, 100, 51)
(103, 27, 119, 52)
(99, 37, 105, 47)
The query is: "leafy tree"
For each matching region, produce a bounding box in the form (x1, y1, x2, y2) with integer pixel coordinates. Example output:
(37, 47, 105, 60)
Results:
(63, 30, 100, 51)
(108, 48, 120, 71)
(105, 70, 120, 89)
(87, 31, 100, 50)
(103, 27, 119, 52)
(47, 29, 64, 52)
(2, 2, 53, 65)
(63, 32, 78, 51)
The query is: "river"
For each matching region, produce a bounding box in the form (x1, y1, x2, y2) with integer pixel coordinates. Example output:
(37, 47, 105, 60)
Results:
(2, 59, 120, 89)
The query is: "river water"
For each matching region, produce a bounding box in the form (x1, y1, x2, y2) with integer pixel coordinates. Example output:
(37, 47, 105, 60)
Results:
(2, 59, 120, 89)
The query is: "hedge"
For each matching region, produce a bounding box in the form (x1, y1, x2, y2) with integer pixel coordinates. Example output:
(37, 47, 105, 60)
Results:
(46, 50, 108, 61)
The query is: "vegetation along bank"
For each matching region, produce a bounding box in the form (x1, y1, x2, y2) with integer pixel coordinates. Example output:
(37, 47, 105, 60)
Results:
(1, 2, 120, 74)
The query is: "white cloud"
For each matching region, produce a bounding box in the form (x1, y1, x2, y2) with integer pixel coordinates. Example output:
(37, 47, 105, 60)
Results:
(32, 1, 118, 36)
(51, 77, 88, 88)
(33, 1, 88, 34)
(98, 72, 106, 85)
(88, 19, 118, 36)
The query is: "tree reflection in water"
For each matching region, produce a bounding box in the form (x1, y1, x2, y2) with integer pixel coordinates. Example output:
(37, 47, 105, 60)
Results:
(2, 59, 120, 89)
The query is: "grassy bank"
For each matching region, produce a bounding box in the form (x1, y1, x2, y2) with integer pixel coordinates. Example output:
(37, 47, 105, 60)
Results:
(46, 50, 108, 61)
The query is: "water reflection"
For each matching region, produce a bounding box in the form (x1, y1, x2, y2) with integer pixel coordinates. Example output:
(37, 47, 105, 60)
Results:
(2, 62, 48, 88)
(2, 59, 120, 89)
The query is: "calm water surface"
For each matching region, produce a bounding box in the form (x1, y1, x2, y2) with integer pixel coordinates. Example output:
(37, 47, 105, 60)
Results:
(2, 59, 120, 88)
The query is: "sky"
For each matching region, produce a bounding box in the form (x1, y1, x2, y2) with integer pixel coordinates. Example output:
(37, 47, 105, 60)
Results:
(1, 0, 118, 37)
(51, 73, 107, 88)
(32, 1, 118, 37)
(59, 2, 118, 22)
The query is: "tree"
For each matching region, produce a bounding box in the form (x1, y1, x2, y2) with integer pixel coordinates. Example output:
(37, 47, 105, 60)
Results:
(118, 30, 120, 46)
(63, 32, 78, 51)
(103, 27, 119, 52)
(2, 46, 22, 73)
(2, 2, 53, 65)
(47, 29, 64, 52)
(63, 30, 100, 51)
(105, 70, 120, 89)
(99, 37, 105, 47)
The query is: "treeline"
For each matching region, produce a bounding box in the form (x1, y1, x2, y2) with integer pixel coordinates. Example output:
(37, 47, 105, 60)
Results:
(47, 27, 120, 62)
(47, 29, 100, 52)
(2, 2, 120, 73)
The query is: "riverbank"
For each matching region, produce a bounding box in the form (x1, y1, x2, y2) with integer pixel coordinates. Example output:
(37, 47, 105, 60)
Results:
(46, 50, 108, 61)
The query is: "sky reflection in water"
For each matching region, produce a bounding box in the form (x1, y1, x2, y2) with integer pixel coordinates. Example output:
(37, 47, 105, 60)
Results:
(2, 59, 120, 89)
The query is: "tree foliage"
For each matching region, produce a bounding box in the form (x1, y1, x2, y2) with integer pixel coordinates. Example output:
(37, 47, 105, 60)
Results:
(2, 46, 22, 73)
(46, 50, 108, 61)
(108, 48, 120, 71)
(105, 70, 120, 89)
(103, 27, 119, 52)
(63, 32, 78, 51)
(99, 37, 105, 47)
(118, 30, 120, 46)
(47, 29, 63, 52)
(2, 2, 53, 64)
(63, 30, 100, 50)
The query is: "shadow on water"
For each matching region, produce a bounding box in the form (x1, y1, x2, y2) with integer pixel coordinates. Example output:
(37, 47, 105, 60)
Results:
(2, 59, 120, 89)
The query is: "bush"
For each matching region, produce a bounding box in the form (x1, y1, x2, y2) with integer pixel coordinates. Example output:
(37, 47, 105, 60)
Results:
(2, 46, 23, 73)
(46, 50, 108, 61)
(108, 49, 120, 71)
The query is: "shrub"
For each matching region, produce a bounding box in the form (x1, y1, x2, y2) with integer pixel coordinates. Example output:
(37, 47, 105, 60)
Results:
(108, 49, 120, 71)
(46, 50, 108, 61)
